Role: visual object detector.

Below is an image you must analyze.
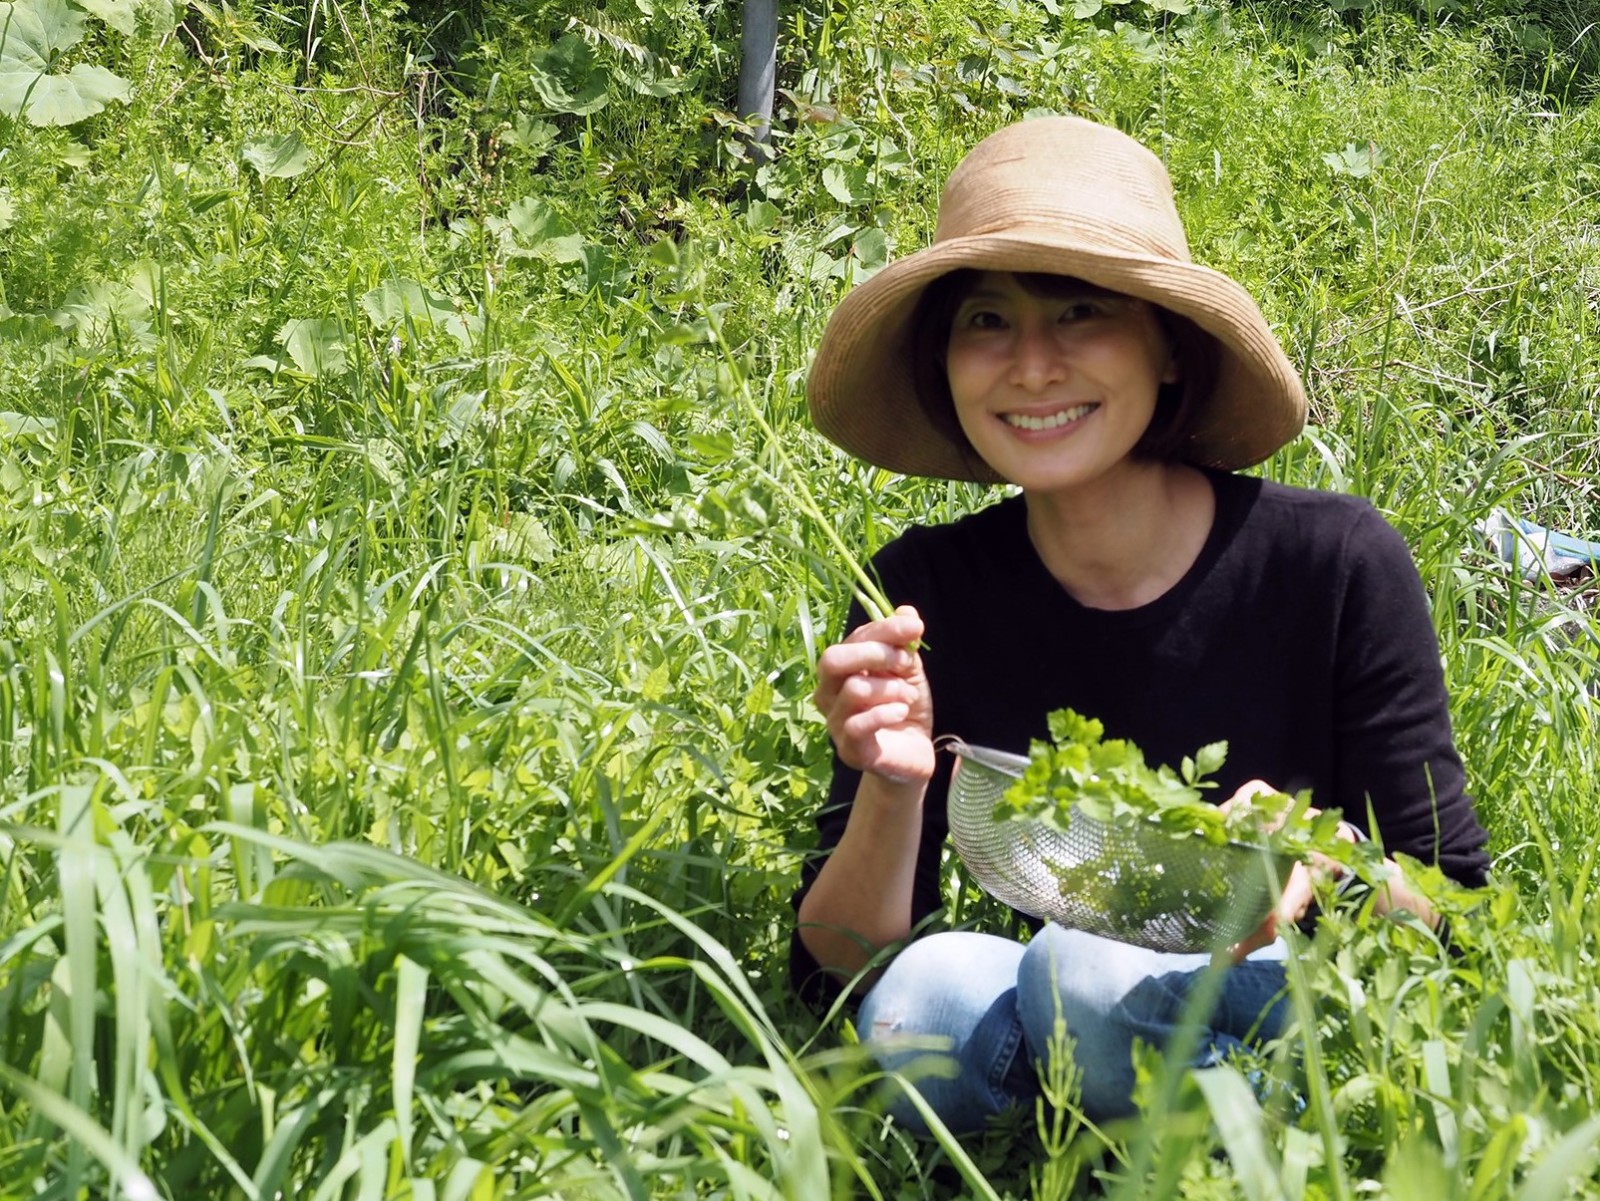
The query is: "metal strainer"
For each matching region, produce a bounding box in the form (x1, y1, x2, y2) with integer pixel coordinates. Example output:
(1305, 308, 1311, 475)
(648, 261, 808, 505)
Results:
(946, 739, 1294, 954)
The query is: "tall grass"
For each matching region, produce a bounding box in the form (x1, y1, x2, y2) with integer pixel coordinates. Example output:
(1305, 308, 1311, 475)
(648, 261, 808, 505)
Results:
(4, 1, 1600, 1196)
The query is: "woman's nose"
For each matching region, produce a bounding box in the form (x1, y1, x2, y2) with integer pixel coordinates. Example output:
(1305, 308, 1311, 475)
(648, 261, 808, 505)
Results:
(1009, 325, 1067, 392)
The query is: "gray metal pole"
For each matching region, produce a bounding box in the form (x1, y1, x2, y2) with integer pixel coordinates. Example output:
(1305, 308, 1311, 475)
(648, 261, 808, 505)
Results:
(737, 0, 778, 160)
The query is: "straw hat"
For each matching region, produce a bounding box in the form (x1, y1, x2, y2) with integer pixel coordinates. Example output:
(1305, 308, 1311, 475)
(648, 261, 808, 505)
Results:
(807, 116, 1307, 481)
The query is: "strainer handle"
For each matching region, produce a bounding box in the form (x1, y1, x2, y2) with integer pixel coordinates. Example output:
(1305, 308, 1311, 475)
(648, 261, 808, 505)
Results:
(940, 736, 1030, 778)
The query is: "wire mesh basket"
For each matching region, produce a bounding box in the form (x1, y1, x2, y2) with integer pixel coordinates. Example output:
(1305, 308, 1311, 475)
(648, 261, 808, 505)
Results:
(946, 739, 1295, 953)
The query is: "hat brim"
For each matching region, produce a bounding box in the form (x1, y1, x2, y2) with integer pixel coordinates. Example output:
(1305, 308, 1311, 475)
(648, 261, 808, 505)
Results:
(808, 231, 1307, 481)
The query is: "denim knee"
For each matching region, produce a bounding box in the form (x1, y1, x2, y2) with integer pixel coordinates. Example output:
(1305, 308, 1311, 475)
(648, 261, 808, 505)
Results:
(858, 931, 1034, 1134)
(1016, 924, 1165, 1119)
(1015, 924, 1291, 1122)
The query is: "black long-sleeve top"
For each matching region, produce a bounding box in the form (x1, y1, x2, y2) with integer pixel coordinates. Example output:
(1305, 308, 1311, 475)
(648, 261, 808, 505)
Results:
(791, 472, 1491, 1005)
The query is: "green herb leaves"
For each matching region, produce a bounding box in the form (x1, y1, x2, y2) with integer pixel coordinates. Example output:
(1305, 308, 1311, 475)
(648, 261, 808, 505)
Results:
(997, 708, 1236, 844)
(997, 708, 1342, 858)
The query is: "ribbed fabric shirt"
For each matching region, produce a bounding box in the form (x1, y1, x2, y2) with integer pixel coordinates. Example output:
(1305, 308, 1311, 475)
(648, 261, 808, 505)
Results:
(790, 471, 1491, 1005)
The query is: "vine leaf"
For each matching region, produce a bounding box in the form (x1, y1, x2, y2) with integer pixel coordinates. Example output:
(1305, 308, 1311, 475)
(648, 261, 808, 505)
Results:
(0, 0, 132, 126)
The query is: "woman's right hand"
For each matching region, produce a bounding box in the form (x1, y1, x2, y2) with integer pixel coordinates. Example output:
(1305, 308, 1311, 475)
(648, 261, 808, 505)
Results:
(813, 605, 935, 785)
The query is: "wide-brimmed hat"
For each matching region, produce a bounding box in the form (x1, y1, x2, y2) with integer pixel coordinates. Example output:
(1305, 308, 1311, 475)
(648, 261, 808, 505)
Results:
(807, 116, 1307, 481)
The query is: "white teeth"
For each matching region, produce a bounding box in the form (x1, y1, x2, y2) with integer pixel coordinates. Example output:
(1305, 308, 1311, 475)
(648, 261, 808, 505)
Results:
(1003, 403, 1096, 431)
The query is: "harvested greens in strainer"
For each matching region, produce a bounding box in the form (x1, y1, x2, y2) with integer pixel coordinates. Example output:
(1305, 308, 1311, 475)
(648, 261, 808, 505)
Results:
(944, 715, 1302, 954)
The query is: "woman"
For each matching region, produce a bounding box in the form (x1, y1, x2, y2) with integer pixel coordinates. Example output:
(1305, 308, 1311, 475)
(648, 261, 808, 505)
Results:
(790, 116, 1490, 1131)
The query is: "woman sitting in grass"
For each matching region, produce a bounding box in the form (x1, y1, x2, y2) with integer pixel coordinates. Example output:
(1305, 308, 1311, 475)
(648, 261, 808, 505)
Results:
(790, 115, 1490, 1132)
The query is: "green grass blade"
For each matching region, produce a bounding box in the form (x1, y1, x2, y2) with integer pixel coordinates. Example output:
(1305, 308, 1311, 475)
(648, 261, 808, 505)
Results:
(1192, 1066, 1285, 1201)
(886, 1076, 1003, 1201)
(0, 1061, 159, 1201)
(1515, 1114, 1600, 1201)
(392, 954, 426, 1172)
(55, 783, 97, 1191)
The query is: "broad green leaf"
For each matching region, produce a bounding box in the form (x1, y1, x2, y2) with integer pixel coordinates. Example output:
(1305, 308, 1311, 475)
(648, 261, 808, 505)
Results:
(1280, 1127, 1317, 1199)
(1323, 140, 1386, 178)
(0, 412, 57, 437)
(361, 278, 457, 329)
(639, 660, 670, 702)
(483, 512, 556, 564)
(440, 1161, 493, 1201)
(187, 0, 282, 51)
(12, 62, 127, 124)
(242, 131, 311, 179)
(276, 318, 347, 377)
(577, 241, 635, 300)
(850, 227, 889, 279)
(744, 675, 773, 718)
(688, 429, 734, 462)
(239, 353, 289, 373)
(362, 279, 479, 351)
(621, 66, 693, 97)
(528, 32, 608, 115)
(441, 313, 482, 352)
(73, 0, 136, 31)
(76, 0, 176, 35)
(744, 198, 780, 232)
(506, 196, 585, 262)
(1115, 22, 1159, 59)
(57, 138, 90, 166)
(52, 280, 152, 346)
(627, 419, 672, 461)
(0, 0, 131, 125)
(1, 0, 83, 58)
(822, 163, 867, 205)
(498, 114, 557, 155)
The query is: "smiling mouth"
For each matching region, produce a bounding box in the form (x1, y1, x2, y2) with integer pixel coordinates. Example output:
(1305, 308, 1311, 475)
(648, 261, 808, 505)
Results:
(1002, 403, 1098, 432)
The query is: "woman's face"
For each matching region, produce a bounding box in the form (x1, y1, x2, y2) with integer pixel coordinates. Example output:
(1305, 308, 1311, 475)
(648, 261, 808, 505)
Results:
(943, 272, 1179, 494)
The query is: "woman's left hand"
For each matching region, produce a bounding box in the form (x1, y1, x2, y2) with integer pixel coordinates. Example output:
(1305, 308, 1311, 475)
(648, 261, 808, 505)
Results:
(1219, 780, 1361, 962)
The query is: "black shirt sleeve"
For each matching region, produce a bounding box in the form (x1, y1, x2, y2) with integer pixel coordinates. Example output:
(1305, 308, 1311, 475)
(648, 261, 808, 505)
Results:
(1329, 505, 1490, 886)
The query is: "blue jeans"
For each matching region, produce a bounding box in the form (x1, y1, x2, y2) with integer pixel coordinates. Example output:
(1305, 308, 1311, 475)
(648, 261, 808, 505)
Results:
(856, 924, 1290, 1133)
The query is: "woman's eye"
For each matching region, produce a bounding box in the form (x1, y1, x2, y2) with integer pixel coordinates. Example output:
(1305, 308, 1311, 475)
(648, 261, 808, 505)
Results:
(1058, 301, 1103, 323)
(961, 308, 1006, 330)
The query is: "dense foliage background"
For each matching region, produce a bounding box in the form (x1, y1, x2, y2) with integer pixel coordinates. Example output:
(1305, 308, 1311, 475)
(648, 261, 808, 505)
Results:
(4, 0, 1600, 1195)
